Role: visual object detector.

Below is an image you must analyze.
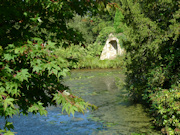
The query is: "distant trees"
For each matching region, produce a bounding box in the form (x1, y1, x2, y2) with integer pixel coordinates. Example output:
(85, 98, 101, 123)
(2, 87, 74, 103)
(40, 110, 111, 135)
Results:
(67, 14, 94, 44)
(114, 9, 125, 33)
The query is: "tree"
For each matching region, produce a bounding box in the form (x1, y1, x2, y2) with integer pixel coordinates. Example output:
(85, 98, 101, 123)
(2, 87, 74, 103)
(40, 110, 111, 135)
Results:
(0, 0, 109, 134)
(67, 14, 94, 44)
(0, 0, 104, 48)
(113, 9, 125, 33)
(119, 0, 180, 134)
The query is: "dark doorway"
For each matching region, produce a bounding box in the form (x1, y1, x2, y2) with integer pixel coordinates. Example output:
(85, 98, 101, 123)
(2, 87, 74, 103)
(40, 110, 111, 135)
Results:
(109, 40, 117, 50)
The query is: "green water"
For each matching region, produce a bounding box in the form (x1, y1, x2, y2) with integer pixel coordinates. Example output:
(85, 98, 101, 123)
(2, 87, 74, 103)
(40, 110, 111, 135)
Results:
(0, 69, 161, 135)
(63, 69, 161, 135)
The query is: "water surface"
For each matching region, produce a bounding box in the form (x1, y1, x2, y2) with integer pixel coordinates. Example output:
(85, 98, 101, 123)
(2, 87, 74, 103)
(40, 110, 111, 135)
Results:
(0, 69, 160, 135)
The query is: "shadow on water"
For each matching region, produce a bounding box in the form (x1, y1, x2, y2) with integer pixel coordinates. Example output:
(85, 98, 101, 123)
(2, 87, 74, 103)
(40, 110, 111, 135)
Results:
(0, 69, 161, 135)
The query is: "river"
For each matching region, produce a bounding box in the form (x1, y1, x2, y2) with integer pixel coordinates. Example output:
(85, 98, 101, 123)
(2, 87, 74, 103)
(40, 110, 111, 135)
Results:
(0, 69, 161, 135)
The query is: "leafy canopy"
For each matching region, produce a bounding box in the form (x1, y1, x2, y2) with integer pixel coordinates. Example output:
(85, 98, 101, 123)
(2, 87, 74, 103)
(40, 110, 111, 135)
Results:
(0, 0, 109, 134)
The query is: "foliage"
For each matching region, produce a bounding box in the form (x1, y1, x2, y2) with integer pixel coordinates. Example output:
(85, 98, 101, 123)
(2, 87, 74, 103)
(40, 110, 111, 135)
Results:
(113, 9, 125, 33)
(148, 86, 180, 135)
(55, 43, 125, 69)
(67, 14, 94, 44)
(94, 4, 127, 47)
(65, 1, 124, 46)
(0, 39, 96, 134)
(95, 26, 116, 45)
(119, 0, 180, 134)
(91, 14, 114, 38)
(77, 56, 125, 69)
(0, 0, 106, 48)
(88, 2, 118, 44)
(0, 0, 112, 134)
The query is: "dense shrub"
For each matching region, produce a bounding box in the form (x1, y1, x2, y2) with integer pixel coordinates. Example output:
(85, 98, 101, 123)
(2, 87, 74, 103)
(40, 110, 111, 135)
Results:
(148, 86, 180, 134)
(119, 0, 180, 134)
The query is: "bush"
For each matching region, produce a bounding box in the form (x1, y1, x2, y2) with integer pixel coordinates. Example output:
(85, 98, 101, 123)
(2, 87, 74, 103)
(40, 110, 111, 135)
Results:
(148, 86, 180, 135)
(119, 0, 180, 134)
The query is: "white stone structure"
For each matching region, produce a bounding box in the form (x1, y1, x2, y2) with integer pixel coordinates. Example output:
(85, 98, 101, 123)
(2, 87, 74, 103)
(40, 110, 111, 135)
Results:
(100, 34, 124, 60)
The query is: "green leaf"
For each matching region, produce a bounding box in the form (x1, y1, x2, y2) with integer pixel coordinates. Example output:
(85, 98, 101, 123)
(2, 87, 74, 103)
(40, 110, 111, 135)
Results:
(14, 69, 30, 82)
(4, 131, 15, 135)
(32, 66, 42, 73)
(5, 82, 19, 96)
(14, 46, 26, 54)
(23, 12, 28, 16)
(3, 98, 15, 111)
(4, 65, 13, 73)
(28, 102, 47, 116)
(3, 54, 15, 61)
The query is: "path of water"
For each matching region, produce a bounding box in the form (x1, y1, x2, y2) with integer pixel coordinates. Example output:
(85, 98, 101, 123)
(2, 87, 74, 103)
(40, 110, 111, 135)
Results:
(0, 69, 161, 135)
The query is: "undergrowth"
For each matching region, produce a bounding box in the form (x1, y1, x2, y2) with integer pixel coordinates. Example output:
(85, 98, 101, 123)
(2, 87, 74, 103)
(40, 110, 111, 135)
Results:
(55, 43, 125, 70)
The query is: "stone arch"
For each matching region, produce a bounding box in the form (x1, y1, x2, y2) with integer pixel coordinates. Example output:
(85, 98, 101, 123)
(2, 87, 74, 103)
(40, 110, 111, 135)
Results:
(100, 35, 124, 60)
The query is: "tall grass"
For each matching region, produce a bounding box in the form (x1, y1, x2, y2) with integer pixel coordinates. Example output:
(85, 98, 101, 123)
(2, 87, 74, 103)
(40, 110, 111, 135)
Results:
(77, 56, 125, 69)
(55, 43, 125, 70)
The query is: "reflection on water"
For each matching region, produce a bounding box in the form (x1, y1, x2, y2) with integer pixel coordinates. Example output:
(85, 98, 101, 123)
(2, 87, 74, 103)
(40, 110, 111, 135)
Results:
(0, 69, 160, 135)
(64, 69, 160, 135)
